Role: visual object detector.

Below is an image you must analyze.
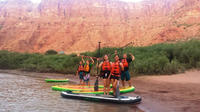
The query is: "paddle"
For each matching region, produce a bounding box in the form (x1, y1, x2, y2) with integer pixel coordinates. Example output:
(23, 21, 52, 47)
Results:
(115, 80, 120, 98)
(94, 76, 99, 91)
(78, 55, 102, 60)
(94, 42, 101, 91)
(94, 59, 99, 91)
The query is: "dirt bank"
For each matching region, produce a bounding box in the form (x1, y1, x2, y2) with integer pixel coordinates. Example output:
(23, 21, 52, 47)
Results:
(132, 70, 200, 112)
(0, 69, 199, 112)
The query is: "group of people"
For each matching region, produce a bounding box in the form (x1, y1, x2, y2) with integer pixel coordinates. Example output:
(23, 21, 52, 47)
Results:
(76, 52, 135, 96)
(76, 56, 94, 87)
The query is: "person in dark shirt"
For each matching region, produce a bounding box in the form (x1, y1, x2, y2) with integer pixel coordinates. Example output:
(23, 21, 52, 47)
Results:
(120, 53, 135, 87)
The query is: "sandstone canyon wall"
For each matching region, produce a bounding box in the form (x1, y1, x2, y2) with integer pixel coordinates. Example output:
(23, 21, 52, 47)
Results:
(0, 0, 200, 53)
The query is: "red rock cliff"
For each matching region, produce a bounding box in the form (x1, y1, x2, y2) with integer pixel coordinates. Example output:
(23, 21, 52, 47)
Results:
(0, 0, 200, 53)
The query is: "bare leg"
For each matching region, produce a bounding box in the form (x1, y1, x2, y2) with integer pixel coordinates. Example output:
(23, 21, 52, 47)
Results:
(106, 78, 111, 95)
(128, 80, 132, 87)
(111, 79, 115, 96)
(121, 80, 125, 88)
(103, 79, 106, 95)
(106, 74, 111, 95)
(80, 80, 83, 89)
(88, 81, 90, 87)
(113, 79, 117, 96)
(80, 79, 83, 85)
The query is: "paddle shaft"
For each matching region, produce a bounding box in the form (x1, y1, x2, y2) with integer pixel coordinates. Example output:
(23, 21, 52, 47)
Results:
(94, 42, 101, 91)
(94, 60, 99, 91)
(116, 80, 120, 98)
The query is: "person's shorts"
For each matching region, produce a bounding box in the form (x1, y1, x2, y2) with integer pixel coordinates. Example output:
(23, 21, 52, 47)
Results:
(79, 72, 84, 80)
(83, 73, 90, 82)
(110, 75, 120, 80)
(100, 71, 110, 79)
(121, 71, 130, 81)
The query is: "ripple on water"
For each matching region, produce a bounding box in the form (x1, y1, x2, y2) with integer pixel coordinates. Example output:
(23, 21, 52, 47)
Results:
(0, 73, 143, 112)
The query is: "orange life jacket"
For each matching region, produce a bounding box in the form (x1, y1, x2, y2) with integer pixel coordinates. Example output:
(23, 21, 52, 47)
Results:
(78, 64, 84, 72)
(84, 64, 90, 72)
(102, 61, 111, 71)
(121, 59, 129, 68)
(111, 61, 121, 77)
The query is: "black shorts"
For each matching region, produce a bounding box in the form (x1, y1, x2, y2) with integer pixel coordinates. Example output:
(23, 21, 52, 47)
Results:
(100, 71, 110, 79)
(110, 75, 120, 80)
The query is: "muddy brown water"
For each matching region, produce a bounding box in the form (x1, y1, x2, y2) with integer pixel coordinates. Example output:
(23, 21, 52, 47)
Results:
(0, 73, 143, 112)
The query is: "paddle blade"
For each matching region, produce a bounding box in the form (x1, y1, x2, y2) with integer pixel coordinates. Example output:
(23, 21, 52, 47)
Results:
(94, 77, 99, 91)
(116, 80, 120, 98)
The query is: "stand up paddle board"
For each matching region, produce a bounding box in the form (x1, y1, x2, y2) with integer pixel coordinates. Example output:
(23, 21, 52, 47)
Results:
(45, 79, 69, 82)
(52, 84, 112, 91)
(61, 91, 141, 104)
(52, 85, 135, 94)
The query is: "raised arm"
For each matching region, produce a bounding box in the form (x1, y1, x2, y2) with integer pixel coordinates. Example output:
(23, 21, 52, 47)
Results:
(115, 50, 118, 56)
(98, 61, 103, 68)
(129, 53, 135, 61)
(81, 56, 85, 63)
(90, 57, 94, 64)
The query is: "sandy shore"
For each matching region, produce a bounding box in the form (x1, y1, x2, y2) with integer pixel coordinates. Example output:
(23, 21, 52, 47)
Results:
(0, 69, 199, 112)
(133, 70, 200, 112)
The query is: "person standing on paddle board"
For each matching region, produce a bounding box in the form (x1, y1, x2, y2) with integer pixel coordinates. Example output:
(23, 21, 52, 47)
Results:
(82, 56, 94, 87)
(121, 53, 135, 87)
(76, 61, 84, 85)
(110, 55, 124, 96)
(98, 54, 112, 95)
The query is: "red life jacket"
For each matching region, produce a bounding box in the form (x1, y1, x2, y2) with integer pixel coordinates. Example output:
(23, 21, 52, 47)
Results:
(78, 64, 84, 72)
(121, 59, 129, 68)
(111, 61, 121, 77)
(102, 61, 111, 71)
(84, 64, 90, 72)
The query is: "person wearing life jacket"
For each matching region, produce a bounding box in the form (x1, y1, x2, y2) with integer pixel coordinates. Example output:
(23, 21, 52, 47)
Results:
(98, 54, 112, 95)
(82, 56, 94, 87)
(121, 53, 135, 87)
(110, 55, 124, 96)
(76, 61, 85, 85)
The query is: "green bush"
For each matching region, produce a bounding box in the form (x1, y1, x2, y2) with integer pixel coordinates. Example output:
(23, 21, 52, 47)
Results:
(163, 60, 185, 74)
(0, 39, 200, 75)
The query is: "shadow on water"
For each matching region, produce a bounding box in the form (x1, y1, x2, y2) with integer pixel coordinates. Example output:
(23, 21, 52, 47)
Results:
(0, 73, 143, 112)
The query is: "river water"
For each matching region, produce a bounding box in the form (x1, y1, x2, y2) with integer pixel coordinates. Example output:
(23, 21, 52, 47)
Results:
(0, 73, 142, 112)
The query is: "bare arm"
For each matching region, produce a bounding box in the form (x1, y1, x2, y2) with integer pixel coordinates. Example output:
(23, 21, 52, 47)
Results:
(98, 62, 103, 68)
(90, 57, 94, 64)
(76, 66, 79, 76)
(81, 56, 85, 63)
(76, 67, 78, 73)
(115, 50, 118, 55)
(120, 62, 124, 71)
(108, 62, 113, 78)
(129, 53, 135, 61)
